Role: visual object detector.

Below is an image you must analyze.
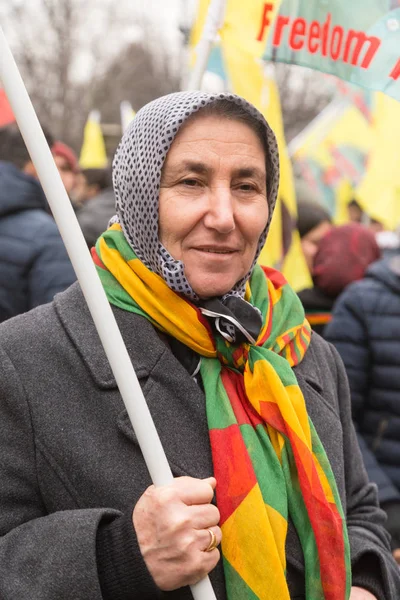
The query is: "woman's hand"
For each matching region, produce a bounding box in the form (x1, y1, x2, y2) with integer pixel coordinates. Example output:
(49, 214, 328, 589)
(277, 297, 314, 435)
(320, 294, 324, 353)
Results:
(350, 587, 378, 599)
(133, 476, 221, 591)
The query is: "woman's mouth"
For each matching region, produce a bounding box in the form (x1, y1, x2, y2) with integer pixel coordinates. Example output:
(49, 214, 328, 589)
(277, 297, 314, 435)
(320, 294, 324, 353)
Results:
(195, 247, 236, 254)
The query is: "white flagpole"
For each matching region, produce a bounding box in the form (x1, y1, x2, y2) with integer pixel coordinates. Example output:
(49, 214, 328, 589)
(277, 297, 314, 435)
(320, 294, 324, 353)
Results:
(89, 108, 101, 124)
(287, 98, 349, 157)
(187, 0, 227, 90)
(120, 100, 135, 133)
(0, 25, 216, 600)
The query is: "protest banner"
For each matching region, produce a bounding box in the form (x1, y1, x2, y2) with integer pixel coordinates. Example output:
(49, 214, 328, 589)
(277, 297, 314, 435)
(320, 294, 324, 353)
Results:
(193, 1, 400, 102)
(260, 0, 400, 101)
(292, 91, 374, 221)
(356, 91, 400, 229)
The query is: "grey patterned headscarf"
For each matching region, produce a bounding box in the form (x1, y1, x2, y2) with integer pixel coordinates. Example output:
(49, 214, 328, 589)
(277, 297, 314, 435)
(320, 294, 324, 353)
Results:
(112, 91, 280, 301)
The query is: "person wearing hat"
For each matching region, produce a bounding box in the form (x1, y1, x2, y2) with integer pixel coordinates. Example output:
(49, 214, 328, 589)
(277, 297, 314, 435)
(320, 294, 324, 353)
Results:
(52, 140, 80, 197)
(298, 223, 381, 336)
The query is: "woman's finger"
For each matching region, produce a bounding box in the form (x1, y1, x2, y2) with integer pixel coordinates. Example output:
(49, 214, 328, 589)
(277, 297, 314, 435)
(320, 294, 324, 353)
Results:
(198, 525, 222, 553)
(187, 503, 220, 529)
(172, 476, 216, 506)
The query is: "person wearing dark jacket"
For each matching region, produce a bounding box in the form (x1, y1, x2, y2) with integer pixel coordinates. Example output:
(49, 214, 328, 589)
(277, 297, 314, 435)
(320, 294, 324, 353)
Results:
(77, 187, 116, 247)
(74, 168, 115, 247)
(0, 124, 76, 322)
(325, 254, 400, 564)
(296, 197, 332, 334)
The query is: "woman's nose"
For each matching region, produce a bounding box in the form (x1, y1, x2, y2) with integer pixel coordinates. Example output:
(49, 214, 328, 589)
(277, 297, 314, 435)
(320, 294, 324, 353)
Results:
(204, 185, 235, 233)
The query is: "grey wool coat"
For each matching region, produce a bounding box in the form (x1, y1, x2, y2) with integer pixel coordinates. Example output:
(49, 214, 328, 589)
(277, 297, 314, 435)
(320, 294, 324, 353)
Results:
(0, 282, 399, 600)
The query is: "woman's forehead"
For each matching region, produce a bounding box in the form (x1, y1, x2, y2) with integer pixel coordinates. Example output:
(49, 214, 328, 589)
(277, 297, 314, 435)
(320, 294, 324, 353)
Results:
(164, 114, 267, 167)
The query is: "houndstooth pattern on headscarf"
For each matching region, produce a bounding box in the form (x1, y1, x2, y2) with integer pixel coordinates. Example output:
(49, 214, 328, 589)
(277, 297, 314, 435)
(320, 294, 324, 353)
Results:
(112, 91, 280, 301)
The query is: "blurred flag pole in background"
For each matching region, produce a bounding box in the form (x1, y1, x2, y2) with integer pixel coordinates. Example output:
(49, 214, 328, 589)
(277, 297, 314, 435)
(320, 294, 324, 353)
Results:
(120, 100, 136, 134)
(0, 24, 217, 600)
(288, 98, 349, 158)
(79, 109, 108, 169)
(187, 0, 227, 90)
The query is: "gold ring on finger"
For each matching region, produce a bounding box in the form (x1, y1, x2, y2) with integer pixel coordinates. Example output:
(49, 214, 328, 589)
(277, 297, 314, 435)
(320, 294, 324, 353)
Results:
(204, 528, 218, 552)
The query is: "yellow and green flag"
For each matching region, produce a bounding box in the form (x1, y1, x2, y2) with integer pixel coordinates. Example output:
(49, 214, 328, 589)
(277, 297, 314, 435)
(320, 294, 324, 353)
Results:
(356, 92, 400, 229)
(262, 0, 400, 102)
(292, 91, 375, 223)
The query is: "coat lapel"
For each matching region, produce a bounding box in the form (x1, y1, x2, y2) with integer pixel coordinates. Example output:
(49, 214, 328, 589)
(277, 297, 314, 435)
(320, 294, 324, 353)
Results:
(54, 283, 214, 481)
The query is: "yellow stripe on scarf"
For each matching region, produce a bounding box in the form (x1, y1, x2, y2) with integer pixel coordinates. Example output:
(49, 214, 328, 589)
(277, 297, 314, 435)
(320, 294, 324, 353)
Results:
(221, 484, 289, 600)
(244, 359, 312, 449)
(98, 238, 216, 357)
(245, 358, 335, 503)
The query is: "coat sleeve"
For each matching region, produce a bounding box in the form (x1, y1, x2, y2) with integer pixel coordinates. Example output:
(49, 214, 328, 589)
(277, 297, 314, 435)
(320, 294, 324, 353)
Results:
(357, 434, 400, 506)
(325, 286, 400, 506)
(0, 345, 157, 600)
(324, 284, 369, 422)
(28, 216, 76, 308)
(328, 342, 400, 599)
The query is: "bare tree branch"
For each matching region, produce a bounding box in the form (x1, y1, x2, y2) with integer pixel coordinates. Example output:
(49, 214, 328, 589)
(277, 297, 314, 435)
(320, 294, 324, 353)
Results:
(2, 0, 184, 152)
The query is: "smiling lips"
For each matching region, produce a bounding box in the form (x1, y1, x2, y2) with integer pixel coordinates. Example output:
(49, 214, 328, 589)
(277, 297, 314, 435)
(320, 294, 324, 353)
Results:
(194, 247, 237, 255)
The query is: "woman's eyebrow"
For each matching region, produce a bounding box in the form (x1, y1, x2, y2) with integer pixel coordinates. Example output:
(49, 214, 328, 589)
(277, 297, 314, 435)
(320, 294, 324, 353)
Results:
(161, 160, 210, 182)
(233, 167, 266, 182)
(174, 161, 210, 175)
(168, 163, 266, 179)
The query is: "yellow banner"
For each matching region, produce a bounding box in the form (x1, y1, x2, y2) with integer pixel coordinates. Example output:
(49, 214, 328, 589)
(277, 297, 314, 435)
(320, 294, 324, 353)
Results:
(191, 0, 282, 59)
(293, 98, 374, 224)
(356, 93, 400, 230)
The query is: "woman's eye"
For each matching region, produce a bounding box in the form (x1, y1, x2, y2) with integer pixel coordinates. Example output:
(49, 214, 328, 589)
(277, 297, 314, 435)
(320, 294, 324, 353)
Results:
(237, 183, 256, 192)
(181, 178, 200, 187)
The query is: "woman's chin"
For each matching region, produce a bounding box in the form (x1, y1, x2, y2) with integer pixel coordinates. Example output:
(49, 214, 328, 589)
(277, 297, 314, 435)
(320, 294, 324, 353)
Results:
(190, 275, 240, 299)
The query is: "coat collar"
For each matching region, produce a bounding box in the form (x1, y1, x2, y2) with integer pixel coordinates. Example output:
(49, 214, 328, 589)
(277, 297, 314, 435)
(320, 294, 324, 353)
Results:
(54, 282, 324, 394)
(54, 282, 166, 388)
(54, 282, 214, 481)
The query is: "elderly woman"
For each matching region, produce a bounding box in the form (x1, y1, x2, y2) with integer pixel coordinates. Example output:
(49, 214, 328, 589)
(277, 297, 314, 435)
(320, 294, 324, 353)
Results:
(0, 92, 398, 600)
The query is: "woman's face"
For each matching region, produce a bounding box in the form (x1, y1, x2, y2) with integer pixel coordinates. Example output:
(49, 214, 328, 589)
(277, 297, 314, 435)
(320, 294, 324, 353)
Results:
(158, 114, 269, 298)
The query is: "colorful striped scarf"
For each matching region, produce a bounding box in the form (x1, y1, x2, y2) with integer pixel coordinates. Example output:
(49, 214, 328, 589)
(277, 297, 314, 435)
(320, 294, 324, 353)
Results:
(93, 224, 351, 600)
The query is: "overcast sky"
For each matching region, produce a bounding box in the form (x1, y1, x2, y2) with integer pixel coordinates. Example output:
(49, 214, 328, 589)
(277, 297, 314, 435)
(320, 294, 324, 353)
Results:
(0, 0, 199, 83)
